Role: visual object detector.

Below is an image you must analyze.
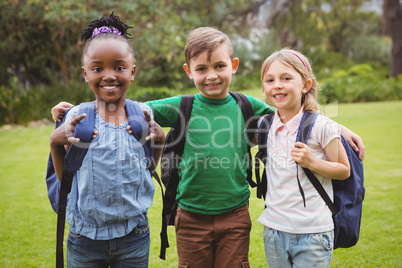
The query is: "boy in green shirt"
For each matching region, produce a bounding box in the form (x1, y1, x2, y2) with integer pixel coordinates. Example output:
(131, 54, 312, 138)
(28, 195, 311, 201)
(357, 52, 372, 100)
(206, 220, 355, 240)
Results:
(145, 27, 273, 267)
(52, 27, 365, 267)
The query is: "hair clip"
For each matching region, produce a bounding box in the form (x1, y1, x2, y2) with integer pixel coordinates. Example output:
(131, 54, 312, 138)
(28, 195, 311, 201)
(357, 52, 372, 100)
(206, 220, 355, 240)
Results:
(91, 26, 122, 38)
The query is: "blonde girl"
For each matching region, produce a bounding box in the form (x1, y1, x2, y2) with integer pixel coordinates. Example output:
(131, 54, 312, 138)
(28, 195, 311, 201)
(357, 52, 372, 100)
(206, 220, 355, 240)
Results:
(258, 48, 350, 268)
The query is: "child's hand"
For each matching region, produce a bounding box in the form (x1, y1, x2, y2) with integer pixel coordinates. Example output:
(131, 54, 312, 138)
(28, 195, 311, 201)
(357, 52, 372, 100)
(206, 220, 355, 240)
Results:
(125, 110, 166, 144)
(51, 102, 74, 122)
(291, 142, 314, 169)
(67, 117, 98, 142)
(346, 133, 365, 161)
(126, 125, 133, 135)
(340, 125, 365, 160)
(92, 130, 99, 140)
(143, 109, 165, 144)
(50, 113, 87, 146)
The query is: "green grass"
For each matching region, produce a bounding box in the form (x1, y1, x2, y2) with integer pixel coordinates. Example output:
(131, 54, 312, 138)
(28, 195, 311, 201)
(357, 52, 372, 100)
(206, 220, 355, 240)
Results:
(0, 100, 401, 267)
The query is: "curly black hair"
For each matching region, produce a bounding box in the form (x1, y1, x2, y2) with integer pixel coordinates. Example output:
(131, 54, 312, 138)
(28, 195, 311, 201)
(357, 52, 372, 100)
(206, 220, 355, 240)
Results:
(80, 12, 135, 64)
(81, 11, 133, 41)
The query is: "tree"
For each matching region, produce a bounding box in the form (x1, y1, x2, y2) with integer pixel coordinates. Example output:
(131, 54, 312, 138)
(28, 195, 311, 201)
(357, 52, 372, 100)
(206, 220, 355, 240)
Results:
(0, 0, 258, 89)
(0, 1, 96, 86)
(383, 0, 402, 78)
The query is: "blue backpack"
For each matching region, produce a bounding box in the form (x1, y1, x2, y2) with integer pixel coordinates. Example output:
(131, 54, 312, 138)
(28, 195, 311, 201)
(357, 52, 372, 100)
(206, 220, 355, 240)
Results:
(255, 110, 365, 249)
(45, 100, 159, 268)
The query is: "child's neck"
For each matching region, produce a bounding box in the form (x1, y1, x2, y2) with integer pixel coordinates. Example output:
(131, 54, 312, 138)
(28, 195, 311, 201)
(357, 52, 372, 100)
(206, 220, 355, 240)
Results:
(277, 106, 302, 124)
(96, 100, 127, 126)
(198, 92, 230, 101)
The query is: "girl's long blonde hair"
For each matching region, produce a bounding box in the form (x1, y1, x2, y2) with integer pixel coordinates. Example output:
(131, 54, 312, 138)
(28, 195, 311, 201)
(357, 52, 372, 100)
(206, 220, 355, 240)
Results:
(261, 48, 320, 112)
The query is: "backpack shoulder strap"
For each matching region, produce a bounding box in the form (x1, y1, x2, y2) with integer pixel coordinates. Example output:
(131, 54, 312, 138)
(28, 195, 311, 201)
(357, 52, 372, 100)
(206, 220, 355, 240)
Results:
(125, 97, 164, 192)
(63, 101, 96, 173)
(255, 113, 274, 199)
(125, 99, 154, 167)
(159, 94, 194, 260)
(56, 101, 96, 268)
(257, 113, 275, 158)
(229, 92, 257, 187)
(229, 92, 257, 142)
(174, 95, 194, 154)
(46, 106, 75, 214)
(297, 111, 338, 215)
(295, 110, 319, 144)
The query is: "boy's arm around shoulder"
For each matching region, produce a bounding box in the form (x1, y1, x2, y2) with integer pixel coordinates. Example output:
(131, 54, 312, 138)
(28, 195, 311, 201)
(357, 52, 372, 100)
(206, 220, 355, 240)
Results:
(245, 94, 275, 116)
(145, 95, 183, 127)
(245, 95, 275, 146)
(242, 95, 365, 160)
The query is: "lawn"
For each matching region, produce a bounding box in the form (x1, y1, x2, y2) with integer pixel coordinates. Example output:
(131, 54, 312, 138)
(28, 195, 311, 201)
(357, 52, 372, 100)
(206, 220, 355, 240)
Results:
(0, 100, 401, 267)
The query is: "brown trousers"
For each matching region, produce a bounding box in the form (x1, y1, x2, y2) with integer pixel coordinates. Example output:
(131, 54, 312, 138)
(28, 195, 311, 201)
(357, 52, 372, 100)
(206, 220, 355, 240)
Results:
(175, 205, 251, 268)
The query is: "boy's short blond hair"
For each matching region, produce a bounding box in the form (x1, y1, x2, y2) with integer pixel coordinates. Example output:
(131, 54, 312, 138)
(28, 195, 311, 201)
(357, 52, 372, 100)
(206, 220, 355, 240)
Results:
(184, 27, 234, 66)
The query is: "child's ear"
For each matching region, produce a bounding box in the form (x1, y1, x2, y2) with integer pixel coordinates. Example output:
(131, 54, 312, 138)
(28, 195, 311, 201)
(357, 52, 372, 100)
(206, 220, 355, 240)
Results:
(82, 66, 89, 83)
(302, 79, 313, 93)
(183, 63, 193, 79)
(232, 58, 239, 74)
(131, 65, 136, 81)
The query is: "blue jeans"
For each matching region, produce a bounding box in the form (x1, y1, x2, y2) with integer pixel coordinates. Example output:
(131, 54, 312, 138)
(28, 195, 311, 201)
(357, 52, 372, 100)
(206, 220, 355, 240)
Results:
(67, 223, 150, 268)
(263, 227, 333, 268)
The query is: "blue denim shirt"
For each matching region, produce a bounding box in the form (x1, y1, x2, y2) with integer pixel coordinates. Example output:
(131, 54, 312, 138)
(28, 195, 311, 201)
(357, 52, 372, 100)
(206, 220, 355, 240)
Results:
(65, 103, 155, 240)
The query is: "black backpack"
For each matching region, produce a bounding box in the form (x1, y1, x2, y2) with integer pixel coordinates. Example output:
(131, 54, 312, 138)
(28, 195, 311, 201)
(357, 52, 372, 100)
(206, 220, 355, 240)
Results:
(255, 111, 365, 249)
(158, 92, 257, 259)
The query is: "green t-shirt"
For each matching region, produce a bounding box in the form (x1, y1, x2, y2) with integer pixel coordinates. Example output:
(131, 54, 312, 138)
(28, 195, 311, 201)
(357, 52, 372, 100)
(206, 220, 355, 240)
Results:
(146, 93, 274, 215)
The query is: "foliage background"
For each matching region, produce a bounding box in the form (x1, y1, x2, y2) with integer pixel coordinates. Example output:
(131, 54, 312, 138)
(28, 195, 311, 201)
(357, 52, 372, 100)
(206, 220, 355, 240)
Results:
(0, 0, 401, 126)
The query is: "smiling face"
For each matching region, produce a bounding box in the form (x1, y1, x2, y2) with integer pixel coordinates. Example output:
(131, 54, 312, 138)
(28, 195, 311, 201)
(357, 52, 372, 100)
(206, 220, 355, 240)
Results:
(183, 44, 239, 99)
(262, 59, 312, 120)
(82, 38, 135, 105)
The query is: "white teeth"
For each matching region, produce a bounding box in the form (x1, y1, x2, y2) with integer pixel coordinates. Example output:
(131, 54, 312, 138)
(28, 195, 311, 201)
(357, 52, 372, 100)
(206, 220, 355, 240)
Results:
(103, 86, 117, 90)
(274, 94, 286, 99)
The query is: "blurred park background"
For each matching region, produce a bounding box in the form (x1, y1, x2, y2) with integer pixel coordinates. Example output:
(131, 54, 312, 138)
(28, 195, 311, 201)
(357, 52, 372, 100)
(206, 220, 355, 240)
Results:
(1, 0, 402, 126)
(1, 0, 402, 267)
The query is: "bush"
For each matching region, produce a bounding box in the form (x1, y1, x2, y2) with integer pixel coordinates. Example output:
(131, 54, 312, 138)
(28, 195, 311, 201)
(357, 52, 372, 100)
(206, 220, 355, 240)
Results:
(349, 35, 391, 66)
(0, 78, 94, 125)
(0, 77, 40, 125)
(308, 48, 355, 73)
(319, 63, 402, 104)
